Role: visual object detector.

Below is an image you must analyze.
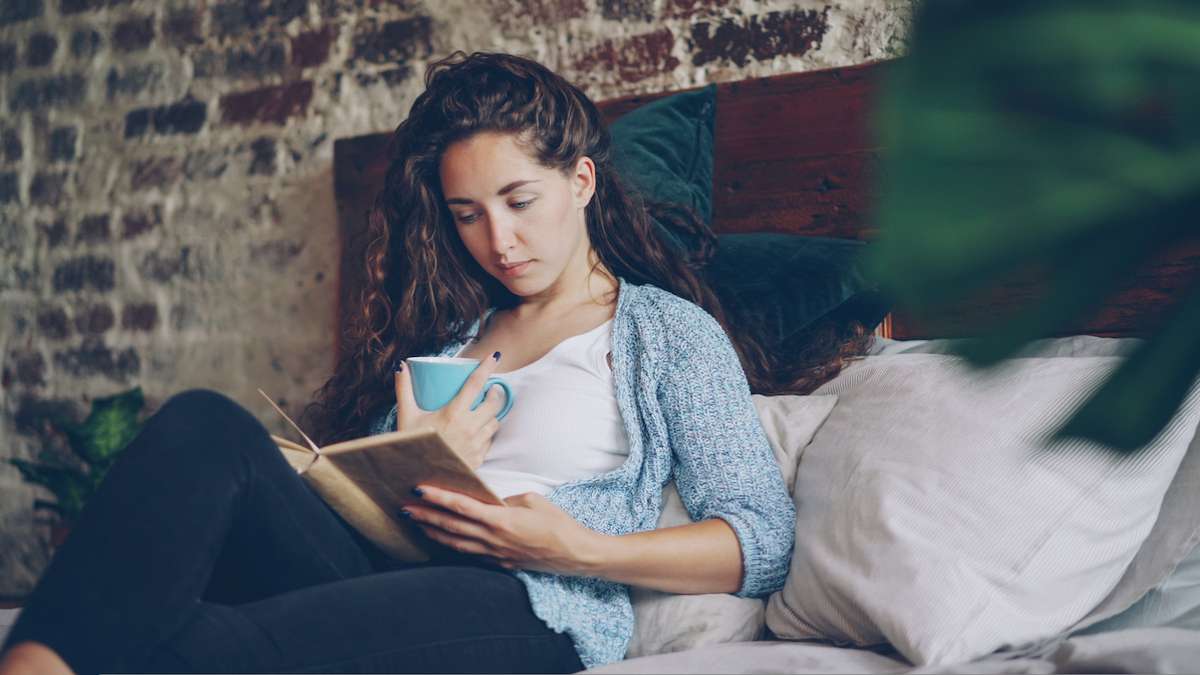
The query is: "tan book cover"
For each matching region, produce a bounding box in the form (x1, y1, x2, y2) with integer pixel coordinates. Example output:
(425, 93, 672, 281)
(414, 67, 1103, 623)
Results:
(258, 389, 506, 563)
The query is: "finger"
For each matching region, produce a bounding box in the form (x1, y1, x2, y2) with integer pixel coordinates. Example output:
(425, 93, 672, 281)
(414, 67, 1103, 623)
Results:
(416, 523, 498, 557)
(395, 361, 419, 419)
(469, 384, 507, 423)
(406, 504, 496, 542)
(451, 350, 502, 413)
(414, 484, 500, 525)
(471, 416, 501, 446)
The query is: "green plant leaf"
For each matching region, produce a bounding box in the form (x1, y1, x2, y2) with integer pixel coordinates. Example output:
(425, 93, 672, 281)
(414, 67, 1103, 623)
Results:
(8, 458, 92, 521)
(59, 387, 145, 466)
(1056, 284, 1200, 451)
(868, 1, 1200, 447)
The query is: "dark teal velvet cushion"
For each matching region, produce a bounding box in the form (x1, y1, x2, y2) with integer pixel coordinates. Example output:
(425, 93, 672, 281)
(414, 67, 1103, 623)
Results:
(610, 83, 715, 253)
(608, 83, 887, 347)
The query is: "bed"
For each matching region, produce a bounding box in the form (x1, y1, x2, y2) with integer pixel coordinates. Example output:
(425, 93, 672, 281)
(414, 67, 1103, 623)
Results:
(4, 59, 1196, 672)
(333, 58, 1200, 673)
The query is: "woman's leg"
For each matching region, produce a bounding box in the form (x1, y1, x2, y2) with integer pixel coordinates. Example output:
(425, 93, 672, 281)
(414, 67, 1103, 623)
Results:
(0, 389, 403, 675)
(135, 565, 586, 674)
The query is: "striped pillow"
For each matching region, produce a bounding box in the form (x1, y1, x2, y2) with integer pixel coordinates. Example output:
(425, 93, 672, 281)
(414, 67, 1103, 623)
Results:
(765, 354, 1200, 666)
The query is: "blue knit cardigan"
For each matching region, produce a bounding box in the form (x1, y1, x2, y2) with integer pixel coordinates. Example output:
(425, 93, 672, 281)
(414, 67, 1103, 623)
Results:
(368, 276, 796, 669)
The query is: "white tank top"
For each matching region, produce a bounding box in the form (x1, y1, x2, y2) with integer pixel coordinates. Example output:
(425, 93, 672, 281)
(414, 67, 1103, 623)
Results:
(455, 318, 630, 499)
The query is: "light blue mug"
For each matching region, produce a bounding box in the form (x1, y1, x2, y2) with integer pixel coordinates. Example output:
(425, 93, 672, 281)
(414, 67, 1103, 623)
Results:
(404, 357, 514, 420)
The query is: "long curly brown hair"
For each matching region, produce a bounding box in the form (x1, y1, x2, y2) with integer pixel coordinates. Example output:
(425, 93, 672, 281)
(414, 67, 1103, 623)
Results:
(302, 51, 869, 445)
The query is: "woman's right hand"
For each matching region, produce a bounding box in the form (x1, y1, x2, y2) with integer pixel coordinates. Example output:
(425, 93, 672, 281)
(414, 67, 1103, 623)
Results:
(394, 353, 507, 471)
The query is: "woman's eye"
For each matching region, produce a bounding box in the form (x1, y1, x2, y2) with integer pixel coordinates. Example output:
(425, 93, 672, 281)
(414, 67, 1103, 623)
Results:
(456, 201, 532, 224)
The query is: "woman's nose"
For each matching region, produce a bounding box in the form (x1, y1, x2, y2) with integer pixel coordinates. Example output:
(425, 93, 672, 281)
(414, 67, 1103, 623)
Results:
(487, 214, 518, 253)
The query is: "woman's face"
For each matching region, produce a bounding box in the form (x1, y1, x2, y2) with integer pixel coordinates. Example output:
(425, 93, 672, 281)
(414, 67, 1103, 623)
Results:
(439, 131, 595, 299)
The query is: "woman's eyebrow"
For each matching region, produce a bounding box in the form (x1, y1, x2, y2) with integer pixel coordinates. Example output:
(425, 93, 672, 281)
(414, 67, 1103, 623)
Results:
(445, 179, 541, 205)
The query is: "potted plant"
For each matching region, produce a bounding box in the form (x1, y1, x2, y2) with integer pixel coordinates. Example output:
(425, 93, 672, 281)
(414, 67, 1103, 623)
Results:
(8, 387, 146, 549)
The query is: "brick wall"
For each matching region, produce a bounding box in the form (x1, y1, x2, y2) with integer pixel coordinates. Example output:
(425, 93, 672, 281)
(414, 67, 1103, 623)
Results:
(0, 0, 913, 598)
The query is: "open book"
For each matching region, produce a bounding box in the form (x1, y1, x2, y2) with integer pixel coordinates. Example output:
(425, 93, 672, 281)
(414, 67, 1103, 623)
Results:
(258, 389, 506, 562)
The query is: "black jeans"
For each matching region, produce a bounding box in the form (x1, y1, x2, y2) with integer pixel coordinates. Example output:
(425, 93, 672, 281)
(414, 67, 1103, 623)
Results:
(1, 389, 585, 675)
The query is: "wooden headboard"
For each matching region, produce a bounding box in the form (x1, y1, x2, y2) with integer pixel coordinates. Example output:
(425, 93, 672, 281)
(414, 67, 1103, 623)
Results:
(333, 59, 1198, 343)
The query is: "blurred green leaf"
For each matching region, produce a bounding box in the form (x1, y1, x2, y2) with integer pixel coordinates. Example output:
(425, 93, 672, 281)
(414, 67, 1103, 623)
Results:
(9, 386, 145, 524)
(56, 387, 145, 466)
(8, 458, 93, 521)
(868, 1, 1200, 450)
(1057, 285, 1200, 450)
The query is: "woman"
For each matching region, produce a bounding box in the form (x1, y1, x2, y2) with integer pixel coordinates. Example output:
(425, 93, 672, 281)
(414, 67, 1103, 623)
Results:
(0, 50, 845, 675)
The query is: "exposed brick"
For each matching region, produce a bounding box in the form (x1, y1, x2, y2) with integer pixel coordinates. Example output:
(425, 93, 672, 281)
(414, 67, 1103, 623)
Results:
(29, 171, 67, 205)
(27, 32, 56, 67)
(225, 41, 286, 80)
(163, 7, 203, 47)
(121, 205, 161, 239)
(0, 43, 16, 73)
(272, 0, 307, 22)
(53, 337, 140, 381)
(487, 0, 586, 28)
(291, 26, 335, 68)
(183, 149, 230, 180)
(3, 129, 22, 162)
(77, 213, 109, 243)
(0, 172, 18, 204)
(52, 255, 114, 292)
(11, 350, 46, 387)
(352, 16, 432, 64)
(60, 0, 132, 14)
(601, 0, 654, 22)
(124, 108, 150, 138)
(211, 1, 262, 38)
(39, 218, 67, 247)
(154, 99, 207, 134)
(48, 126, 78, 162)
(37, 306, 71, 339)
(573, 29, 680, 84)
(139, 245, 192, 282)
(220, 81, 313, 126)
(70, 29, 101, 59)
(121, 302, 158, 331)
(249, 136, 276, 175)
(14, 395, 81, 434)
(129, 156, 181, 190)
(113, 14, 155, 52)
(665, 0, 732, 19)
(106, 63, 163, 100)
(9, 74, 87, 112)
(250, 238, 303, 267)
(73, 303, 114, 334)
(0, 0, 42, 26)
(192, 48, 219, 78)
(691, 8, 830, 67)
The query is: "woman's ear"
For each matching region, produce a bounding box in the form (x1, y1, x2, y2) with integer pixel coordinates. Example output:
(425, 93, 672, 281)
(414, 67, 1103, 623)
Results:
(573, 156, 596, 209)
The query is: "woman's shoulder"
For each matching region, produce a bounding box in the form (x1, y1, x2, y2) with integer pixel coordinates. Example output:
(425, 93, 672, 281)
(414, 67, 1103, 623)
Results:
(623, 281, 727, 353)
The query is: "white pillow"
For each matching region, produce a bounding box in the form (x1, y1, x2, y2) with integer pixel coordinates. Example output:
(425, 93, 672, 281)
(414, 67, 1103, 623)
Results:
(626, 394, 837, 659)
(765, 354, 1200, 666)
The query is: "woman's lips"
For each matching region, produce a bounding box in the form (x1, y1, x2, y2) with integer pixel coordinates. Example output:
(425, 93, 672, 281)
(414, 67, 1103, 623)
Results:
(499, 260, 532, 277)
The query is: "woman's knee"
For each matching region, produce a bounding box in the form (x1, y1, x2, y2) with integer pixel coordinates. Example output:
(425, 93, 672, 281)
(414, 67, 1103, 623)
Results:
(140, 389, 274, 461)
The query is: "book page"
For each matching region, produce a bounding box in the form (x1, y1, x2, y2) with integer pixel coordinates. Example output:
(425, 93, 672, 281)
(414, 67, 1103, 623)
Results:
(324, 428, 506, 508)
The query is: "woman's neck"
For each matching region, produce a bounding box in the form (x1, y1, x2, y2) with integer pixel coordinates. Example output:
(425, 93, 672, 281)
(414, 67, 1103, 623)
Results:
(508, 268, 618, 324)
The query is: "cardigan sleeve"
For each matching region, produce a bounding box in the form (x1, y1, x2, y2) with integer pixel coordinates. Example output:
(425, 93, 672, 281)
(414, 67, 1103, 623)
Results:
(654, 302, 797, 598)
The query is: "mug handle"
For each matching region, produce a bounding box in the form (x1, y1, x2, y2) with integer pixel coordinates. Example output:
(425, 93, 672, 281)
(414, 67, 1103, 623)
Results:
(471, 378, 514, 420)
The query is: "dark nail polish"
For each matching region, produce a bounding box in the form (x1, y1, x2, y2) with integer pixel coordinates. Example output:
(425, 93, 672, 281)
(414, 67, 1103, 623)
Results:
(399, 509, 412, 518)
(411, 486, 425, 497)
(493, 351, 501, 361)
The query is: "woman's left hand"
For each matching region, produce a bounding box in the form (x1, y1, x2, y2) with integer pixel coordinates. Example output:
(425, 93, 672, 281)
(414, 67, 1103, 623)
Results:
(403, 485, 602, 576)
